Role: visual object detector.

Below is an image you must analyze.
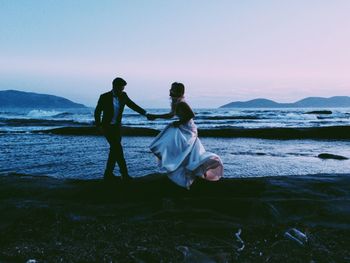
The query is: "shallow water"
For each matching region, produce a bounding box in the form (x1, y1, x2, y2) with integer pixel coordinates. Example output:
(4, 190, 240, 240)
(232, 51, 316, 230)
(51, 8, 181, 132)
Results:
(1, 133, 349, 179)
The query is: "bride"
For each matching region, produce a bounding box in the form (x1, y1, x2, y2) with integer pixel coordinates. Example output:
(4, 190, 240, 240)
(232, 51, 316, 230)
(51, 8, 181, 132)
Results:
(147, 82, 223, 189)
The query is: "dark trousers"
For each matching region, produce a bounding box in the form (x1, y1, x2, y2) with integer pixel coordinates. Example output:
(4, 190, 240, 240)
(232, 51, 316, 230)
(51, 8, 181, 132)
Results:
(104, 125, 128, 176)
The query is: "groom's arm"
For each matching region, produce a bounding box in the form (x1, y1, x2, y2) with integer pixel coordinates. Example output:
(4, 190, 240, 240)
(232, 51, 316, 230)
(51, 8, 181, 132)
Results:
(124, 93, 147, 116)
(94, 95, 103, 127)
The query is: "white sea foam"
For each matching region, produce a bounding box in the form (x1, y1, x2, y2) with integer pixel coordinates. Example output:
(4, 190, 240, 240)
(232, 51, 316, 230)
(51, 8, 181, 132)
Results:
(27, 109, 63, 118)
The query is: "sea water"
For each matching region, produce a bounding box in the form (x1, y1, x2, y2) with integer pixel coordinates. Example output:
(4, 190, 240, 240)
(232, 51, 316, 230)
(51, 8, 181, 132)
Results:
(1, 107, 350, 132)
(0, 107, 350, 178)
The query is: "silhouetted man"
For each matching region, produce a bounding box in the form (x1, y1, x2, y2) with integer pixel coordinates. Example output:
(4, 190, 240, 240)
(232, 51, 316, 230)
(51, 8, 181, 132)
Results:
(94, 77, 147, 180)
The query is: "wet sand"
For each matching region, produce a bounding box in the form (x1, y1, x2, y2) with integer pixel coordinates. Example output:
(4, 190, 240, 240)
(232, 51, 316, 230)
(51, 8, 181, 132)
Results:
(0, 173, 350, 262)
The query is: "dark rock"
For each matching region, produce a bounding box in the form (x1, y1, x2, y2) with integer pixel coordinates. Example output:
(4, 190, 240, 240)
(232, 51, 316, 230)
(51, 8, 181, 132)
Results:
(305, 110, 332, 115)
(318, 153, 348, 160)
(36, 126, 160, 136)
(37, 125, 350, 140)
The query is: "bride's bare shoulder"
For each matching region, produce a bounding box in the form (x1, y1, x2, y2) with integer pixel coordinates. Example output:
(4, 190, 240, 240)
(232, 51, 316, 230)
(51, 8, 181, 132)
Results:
(176, 101, 194, 116)
(177, 100, 191, 107)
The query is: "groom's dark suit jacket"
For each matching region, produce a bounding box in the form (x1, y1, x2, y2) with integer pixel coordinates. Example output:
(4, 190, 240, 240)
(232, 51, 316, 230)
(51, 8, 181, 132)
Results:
(94, 91, 146, 128)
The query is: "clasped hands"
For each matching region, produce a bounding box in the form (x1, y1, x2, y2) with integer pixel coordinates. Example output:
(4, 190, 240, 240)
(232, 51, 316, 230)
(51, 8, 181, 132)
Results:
(146, 113, 156, 121)
(145, 113, 180, 127)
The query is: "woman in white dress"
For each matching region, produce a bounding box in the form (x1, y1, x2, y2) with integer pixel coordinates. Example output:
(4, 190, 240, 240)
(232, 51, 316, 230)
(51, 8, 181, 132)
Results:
(147, 82, 223, 189)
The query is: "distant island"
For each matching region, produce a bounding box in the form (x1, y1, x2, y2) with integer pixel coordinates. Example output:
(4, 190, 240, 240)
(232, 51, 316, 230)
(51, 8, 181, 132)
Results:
(220, 96, 350, 108)
(0, 90, 86, 109)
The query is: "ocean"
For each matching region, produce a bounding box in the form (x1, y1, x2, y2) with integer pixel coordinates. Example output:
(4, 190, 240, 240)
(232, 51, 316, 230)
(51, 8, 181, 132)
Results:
(1, 107, 350, 178)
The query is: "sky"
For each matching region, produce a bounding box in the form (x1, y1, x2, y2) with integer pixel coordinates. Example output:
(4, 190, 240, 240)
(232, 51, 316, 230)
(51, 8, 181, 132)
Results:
(0, 0, 349, 108)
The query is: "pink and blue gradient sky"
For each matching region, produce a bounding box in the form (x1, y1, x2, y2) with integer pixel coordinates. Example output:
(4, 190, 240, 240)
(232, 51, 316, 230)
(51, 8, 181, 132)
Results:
(0, 0, 349, 108)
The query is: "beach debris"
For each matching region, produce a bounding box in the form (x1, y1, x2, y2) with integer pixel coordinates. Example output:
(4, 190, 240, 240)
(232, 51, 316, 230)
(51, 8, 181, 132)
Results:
(26, 260, 38, 263)
(234, 228, 245, 252)
(318, 153, 348, 160)
(267, 203, 281, 219)
(176, 246, 216, 263)
(284, 228, 308, 246)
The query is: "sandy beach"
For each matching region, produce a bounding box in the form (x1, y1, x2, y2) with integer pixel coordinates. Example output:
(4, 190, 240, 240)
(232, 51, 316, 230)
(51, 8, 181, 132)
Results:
(1, 173, 349, 262)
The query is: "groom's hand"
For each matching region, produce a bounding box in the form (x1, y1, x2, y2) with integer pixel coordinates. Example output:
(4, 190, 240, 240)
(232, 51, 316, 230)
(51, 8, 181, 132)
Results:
(96, 125, 104, 134)
(146, 113, 156, 121)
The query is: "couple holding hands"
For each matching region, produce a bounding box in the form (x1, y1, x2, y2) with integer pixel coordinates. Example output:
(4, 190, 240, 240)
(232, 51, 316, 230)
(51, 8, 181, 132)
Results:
(95, 77, 223, 189)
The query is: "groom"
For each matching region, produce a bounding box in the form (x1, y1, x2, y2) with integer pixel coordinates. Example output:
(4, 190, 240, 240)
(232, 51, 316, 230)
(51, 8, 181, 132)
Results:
(94, 77, 148, 180)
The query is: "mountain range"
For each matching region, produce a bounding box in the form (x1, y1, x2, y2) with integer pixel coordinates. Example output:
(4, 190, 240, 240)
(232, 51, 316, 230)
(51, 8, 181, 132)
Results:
(220, 96, 350, 108)
(0, 90, 86, 109)
(1, 90, 349, 109)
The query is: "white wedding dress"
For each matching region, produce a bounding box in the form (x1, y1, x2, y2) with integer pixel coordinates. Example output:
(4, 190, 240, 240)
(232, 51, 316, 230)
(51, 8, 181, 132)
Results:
(150, 118, 223, 189)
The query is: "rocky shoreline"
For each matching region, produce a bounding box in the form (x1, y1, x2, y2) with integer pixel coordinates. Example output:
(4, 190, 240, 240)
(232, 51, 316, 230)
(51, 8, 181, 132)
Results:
(28, 125, 350, 140)
(0, 173, 350, 262)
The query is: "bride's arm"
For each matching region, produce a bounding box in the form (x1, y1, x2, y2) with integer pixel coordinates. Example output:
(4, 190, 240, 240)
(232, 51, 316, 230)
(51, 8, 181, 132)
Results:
(147, 112, 174, 120)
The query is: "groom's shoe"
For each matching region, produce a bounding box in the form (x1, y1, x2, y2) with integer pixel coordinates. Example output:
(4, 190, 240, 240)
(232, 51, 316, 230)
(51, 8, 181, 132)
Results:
(103, 171, 117, 181)
(122, 174, 133, 182)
